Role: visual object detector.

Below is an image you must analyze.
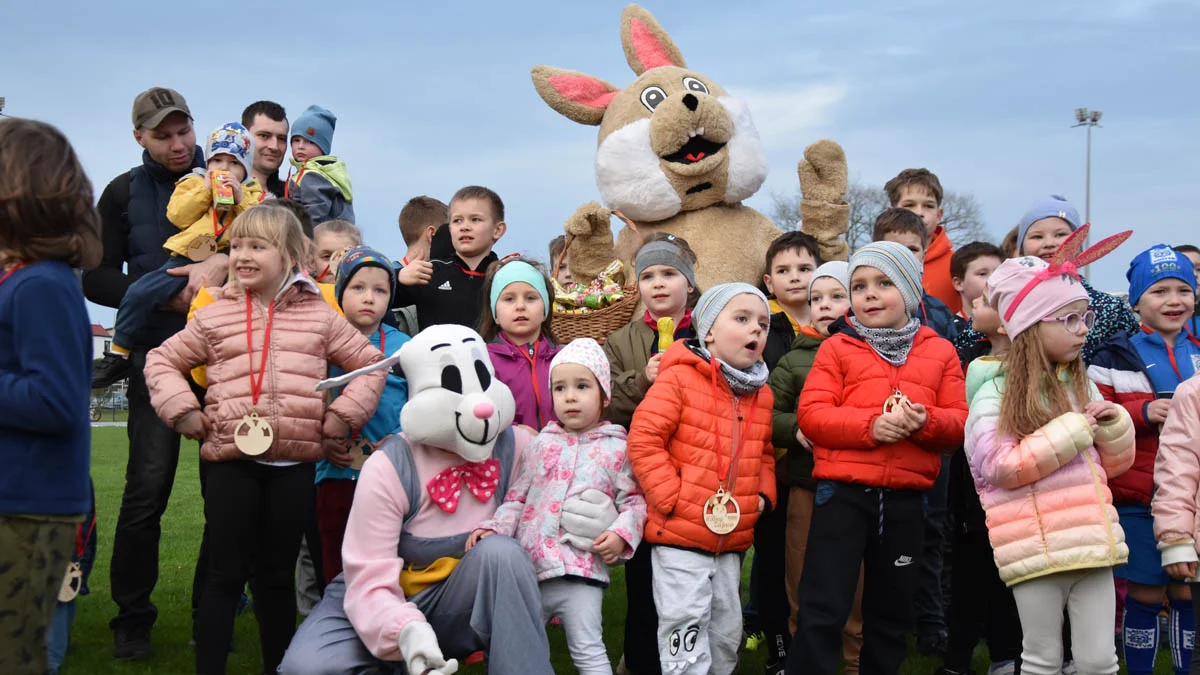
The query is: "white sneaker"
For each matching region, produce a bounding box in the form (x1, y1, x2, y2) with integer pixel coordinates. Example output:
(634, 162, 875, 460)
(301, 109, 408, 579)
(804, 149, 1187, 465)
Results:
(1061, 660, 1077, 675)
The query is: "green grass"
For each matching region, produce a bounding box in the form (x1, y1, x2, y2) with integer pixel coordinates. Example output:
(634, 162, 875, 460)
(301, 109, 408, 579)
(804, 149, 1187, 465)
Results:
(66, 429, 1170, 673)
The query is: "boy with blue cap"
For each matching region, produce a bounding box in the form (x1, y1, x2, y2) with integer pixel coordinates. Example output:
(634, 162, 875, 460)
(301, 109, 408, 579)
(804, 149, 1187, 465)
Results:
(1088, 244, 1200, 675)
(287, 105, 354, 224)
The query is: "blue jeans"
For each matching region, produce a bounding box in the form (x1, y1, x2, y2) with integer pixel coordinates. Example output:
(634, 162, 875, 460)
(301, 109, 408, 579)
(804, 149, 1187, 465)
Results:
(46, 600, 76, 674)
(113, 256, 190, 350)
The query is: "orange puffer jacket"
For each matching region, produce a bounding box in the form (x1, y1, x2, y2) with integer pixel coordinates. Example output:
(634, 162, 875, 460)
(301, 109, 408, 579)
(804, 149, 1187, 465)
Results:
(146, 277, 386, 463)
(798, 321, 967, 490)
(627, 340, 776, 553)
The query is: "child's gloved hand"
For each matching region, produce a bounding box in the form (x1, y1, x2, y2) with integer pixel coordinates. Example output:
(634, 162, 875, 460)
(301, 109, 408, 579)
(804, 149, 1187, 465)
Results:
(397, 622, 458, 675)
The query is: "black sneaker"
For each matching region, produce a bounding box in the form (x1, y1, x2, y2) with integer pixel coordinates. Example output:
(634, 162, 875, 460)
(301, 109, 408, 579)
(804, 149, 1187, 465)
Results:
(93, 352, 131, 388)
(113, 627, 152, 661)
(765, 658, 787, 675)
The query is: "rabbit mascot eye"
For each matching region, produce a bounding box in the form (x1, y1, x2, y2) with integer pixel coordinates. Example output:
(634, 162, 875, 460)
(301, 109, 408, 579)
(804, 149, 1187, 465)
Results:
(283, 325, 555, 675)
(532, 4, 851, 293)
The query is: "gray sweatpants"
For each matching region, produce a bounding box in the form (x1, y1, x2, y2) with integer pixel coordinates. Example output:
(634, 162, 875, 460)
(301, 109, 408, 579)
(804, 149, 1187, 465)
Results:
(1011, 567, 1119, 675)
(651, 547, 742, 675)
(277, 535, 553, 675)
(541, 577, 610, 675)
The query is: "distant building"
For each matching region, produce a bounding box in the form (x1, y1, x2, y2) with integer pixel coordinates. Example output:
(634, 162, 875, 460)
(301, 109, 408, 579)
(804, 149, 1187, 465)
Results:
(91, 324, 111, 360)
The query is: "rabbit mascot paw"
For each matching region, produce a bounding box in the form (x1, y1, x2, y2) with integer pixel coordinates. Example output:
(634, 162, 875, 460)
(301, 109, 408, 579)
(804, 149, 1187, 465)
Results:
(279, 325, 556, 675)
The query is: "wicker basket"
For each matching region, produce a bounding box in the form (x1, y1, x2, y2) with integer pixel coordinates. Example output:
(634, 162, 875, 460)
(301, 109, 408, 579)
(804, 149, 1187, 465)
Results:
(549, 215, 641, 345)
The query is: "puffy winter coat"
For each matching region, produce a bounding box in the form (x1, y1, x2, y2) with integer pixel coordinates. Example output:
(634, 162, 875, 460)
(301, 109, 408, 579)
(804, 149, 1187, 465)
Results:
(487, 333, 559, 430)
(767, 327, 825, 489)
(479, 422, 645, 583)
(1087, 332, 1159, 505)
(145, 276, 386, 463)
(798, 320, 967, 490)
(627, 340, 775, 553)
(164, 172, 264, 260)
(1151, 374, 1200, 569)
(964, 357, 1135, 586)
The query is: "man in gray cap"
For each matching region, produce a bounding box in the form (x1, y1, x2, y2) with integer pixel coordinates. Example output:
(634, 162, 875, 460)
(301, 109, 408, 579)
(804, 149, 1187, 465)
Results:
(82, 86, 225, 661)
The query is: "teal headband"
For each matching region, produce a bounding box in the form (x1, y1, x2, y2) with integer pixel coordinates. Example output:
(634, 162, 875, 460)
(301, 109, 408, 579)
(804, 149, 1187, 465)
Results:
(490, 261, 551, 319)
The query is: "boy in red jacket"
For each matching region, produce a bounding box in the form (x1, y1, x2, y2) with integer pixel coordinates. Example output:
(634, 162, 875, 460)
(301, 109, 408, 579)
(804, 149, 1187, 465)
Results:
(786, 242, 967, 675)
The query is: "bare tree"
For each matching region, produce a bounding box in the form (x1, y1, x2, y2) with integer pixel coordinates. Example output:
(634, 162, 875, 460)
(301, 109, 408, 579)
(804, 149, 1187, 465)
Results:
(770, 181, 990, 254)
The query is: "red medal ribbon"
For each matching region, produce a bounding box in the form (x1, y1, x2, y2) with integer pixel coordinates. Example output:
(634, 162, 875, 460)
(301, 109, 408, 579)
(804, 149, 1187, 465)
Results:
(211, 209, 233, 239)
(246, 292, 276, 407)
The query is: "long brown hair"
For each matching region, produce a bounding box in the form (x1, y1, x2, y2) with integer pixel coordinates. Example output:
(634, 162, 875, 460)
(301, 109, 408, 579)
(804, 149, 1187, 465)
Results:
(998, 327, 1092, 439)
(0, 118, 102, 269)
(477, 256, 555, 342)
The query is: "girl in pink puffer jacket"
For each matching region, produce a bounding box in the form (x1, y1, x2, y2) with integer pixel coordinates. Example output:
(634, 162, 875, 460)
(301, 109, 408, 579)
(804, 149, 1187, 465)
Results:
(145, 206, 386, 674)
(964, 239, 1135, 675)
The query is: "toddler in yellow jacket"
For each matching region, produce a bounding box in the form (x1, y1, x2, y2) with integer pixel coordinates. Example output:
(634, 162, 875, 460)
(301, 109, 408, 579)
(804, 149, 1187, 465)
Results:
(95, 123, 263, 384)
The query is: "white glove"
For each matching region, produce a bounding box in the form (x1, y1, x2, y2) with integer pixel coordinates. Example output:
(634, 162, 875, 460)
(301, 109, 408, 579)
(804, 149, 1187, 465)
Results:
(559, 488, 618, 550)
(397, 621, 459, 675)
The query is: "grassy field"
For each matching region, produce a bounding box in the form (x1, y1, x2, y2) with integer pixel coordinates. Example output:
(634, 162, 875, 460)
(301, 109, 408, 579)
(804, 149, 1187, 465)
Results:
(65, 428, 1167, 673)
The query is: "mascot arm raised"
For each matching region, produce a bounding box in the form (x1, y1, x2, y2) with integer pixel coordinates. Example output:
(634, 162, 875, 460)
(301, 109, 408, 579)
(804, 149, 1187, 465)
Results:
(323, 315, 389, 432)
(341, 451, 430, 661)
(798, 139, 850, 263)
(562, 201, 619, 289)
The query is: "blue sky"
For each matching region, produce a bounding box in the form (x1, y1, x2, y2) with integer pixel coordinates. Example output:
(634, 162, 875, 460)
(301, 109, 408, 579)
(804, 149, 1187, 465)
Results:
(4, 0, 1197, 326)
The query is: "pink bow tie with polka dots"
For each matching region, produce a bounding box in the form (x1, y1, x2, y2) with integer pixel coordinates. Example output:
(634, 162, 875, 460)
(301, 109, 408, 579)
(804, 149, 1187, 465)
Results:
(426, 459, 501, 513)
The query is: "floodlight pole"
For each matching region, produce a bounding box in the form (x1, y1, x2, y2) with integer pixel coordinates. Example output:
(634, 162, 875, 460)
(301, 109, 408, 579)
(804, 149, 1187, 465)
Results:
(1072, 108, 1102, 282)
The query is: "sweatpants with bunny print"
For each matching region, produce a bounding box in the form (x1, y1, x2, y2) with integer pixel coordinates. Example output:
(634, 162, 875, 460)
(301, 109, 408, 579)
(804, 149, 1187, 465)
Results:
(651, 547, 742, 675)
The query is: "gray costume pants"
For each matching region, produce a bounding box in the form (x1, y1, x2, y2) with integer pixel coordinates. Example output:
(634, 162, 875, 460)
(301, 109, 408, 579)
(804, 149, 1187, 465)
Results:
(277, 535, 553, 675)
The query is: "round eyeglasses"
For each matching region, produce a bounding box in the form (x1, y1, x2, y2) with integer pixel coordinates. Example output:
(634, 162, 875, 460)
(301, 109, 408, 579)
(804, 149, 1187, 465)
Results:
(1039, 309, 1096, 334)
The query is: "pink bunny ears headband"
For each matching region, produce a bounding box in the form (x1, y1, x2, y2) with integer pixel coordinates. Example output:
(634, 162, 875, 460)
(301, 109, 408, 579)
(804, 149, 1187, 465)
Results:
(1001, 223, 1133, 324)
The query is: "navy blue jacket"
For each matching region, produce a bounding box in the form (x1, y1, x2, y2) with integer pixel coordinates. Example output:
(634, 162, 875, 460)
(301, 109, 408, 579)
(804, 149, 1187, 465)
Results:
(0, 262, 93, 515)
(82, 147, 204, 348)
(919, 292, 958, 341)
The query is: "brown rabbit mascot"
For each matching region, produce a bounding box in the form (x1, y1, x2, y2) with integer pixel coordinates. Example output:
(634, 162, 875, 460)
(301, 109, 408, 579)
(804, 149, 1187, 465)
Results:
(533, 4, 850, 291)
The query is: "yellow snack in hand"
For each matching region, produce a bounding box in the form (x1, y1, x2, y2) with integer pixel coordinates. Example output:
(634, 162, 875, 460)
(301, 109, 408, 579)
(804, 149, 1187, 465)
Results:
(657, 317, 675, 352)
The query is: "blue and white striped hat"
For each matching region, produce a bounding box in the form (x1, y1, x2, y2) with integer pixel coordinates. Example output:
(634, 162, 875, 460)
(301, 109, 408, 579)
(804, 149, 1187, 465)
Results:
(849, 241, 924, 315)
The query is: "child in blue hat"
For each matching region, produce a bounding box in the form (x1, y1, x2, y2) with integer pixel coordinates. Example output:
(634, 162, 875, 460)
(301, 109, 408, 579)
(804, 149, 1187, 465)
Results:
(1088, 244, 1200, 675)
(287, 105, 355, 225)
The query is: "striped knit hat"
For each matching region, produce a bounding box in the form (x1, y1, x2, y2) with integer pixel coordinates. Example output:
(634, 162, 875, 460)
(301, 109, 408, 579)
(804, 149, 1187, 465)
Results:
(849, 241, 924, 315)
(694, 282, 770, 341)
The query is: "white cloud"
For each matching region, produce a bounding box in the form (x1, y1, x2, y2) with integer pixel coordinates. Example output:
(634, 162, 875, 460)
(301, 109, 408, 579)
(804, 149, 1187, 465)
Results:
(730, 82, 849, 148)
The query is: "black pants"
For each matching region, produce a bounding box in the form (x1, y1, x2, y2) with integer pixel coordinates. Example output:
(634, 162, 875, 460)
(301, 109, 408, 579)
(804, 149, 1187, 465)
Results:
(787, 481, 925, 675)
(109, 349, 185, 635)
(749, 478, 791, 659)
(195, 460, 313, 675)
(623, 543, 662, 675)
(915, 454, 951, 640)
(943, 530, 1022, 672)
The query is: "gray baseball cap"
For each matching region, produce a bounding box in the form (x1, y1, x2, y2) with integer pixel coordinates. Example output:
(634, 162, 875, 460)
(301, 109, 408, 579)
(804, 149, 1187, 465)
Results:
(132, 87, 192, 129)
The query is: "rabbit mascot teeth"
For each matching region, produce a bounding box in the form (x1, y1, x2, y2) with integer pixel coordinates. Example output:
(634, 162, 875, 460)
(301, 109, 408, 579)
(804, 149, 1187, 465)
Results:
(534, 4, 850, 290)
(280, 325, 558, 675)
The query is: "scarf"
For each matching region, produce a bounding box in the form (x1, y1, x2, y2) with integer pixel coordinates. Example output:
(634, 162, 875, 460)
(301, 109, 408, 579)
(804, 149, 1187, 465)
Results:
(697, 346, 769, 395)
(849, 316, 920, 366)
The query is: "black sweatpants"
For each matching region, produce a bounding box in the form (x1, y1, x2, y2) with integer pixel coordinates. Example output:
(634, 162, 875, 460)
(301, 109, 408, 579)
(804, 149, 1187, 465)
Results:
(623, 543, 662, 675)
(787, 481, 925, 675)
(749, 477, 792, 661)
(195, 460, 313, 675)
(943, 530, 1022, 671)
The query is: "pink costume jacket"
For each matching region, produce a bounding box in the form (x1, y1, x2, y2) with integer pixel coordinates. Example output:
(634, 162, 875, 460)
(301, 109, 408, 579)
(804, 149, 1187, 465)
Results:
(964, 357, 1135, 586)
(479, 421, 646, 583)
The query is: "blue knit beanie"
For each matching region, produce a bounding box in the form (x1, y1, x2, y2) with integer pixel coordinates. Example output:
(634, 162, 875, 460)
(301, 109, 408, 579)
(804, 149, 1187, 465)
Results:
(694, 283, 769, 341)
(335, 246, 395, 308)
(1017, 195, 1081, 253)
(291, 105, 336, 156)
(1126, 245, 1197, 307)
(849, 241, 924, 315)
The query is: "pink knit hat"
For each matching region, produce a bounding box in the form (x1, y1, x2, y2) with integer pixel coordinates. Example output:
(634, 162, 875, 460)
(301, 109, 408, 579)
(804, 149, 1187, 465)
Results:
(988, 223, 1132, 339)
(550, 338, 611, 399)
(988, 256, 1089, 339)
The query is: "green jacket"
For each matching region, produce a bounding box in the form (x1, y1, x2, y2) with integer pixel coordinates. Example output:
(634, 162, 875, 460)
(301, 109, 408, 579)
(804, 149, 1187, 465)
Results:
(767, 329, 826, 489)
(603, 319, 656, 430)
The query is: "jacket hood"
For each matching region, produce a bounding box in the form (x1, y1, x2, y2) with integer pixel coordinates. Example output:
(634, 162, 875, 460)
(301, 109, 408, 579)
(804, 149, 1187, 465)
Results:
(965, 356, 1003, 405)
(543, 420, 627, 442)
(789, 328, 825, 351)
(291, 155, 353, 201)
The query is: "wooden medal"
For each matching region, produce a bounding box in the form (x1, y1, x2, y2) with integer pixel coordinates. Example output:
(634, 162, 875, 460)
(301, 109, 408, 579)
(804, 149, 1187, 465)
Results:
(882, 389, 911, 415)
(185, 235, 218, 262)
(234, 411, 274, 456)
(346, 437, 372, 470)
(58, 561, 83, 602)
(702, 488, 741, 535)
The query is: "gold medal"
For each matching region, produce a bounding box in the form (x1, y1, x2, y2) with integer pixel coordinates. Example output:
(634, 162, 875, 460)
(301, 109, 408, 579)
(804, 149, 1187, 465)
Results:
(882, 389, 911, 415)
(234, 411, 274, 456)
(346, 437, 372, 470)
(185, 235, 218, 262)
(58, 561, 83, 602)
(702, 488, 741, 535)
